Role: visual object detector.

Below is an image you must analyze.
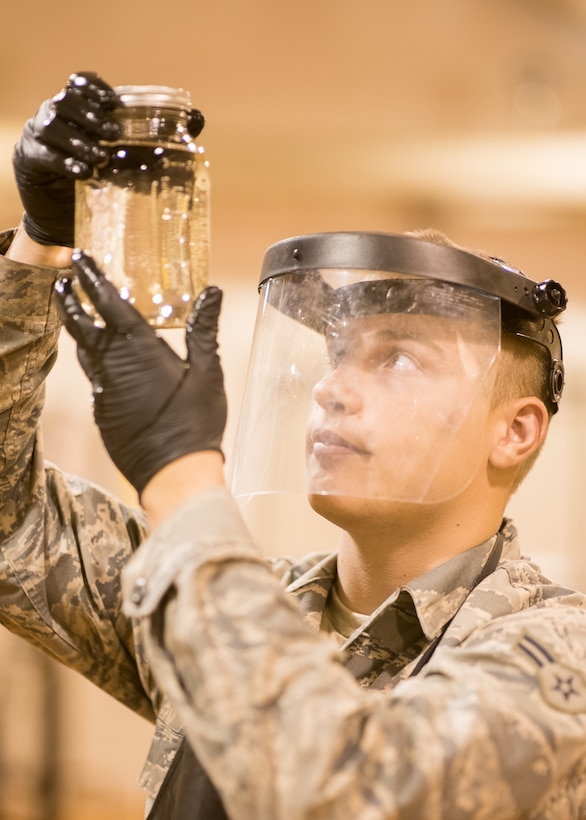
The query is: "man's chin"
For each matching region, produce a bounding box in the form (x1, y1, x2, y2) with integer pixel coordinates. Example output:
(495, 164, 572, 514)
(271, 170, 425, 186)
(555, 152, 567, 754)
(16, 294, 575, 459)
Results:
(308, 491, 392, 526)
(308, 490, 431, 530)
(308, 492, 356, 528)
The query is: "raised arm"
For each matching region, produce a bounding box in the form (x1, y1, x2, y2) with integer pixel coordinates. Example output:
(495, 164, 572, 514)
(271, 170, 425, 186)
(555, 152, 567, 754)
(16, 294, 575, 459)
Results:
(0, 75, 155, 720)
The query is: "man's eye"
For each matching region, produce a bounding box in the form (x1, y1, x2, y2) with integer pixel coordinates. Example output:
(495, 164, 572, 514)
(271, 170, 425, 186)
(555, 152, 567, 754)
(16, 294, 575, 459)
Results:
(384, 352, 420, 372)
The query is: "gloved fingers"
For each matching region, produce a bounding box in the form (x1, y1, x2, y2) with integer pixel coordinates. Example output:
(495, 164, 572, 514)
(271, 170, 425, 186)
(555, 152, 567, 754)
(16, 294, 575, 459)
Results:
(17, 89, 116, 182)
(185, 286, 223, 358)
(26, 73, 120, 179)
(187, 108, 205, 138)
(51, 82, 120, 141)
(54, 276, 102, 350)
(37, 109, 109, 178)
(55, 286, 118, 402)
(13, 101, 90, 178)
(64, 71, 119, 110)
(71, 250, 150, 332)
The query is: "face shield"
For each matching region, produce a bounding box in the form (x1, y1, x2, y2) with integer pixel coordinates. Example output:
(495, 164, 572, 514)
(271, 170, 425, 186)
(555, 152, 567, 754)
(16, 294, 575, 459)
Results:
(229, 232, 566, 509)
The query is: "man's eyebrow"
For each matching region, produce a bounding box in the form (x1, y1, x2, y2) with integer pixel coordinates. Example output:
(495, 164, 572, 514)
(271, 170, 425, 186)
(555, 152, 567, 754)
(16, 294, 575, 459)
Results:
(372, 328, 446, 355)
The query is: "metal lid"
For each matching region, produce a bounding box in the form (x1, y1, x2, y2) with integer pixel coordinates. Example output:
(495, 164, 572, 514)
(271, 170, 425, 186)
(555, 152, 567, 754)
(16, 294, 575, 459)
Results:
(114, 85, 192, 110)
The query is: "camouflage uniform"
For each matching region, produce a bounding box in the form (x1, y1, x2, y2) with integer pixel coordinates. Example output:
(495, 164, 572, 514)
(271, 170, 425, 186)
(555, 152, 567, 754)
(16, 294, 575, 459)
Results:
(1, 231, 586, 818)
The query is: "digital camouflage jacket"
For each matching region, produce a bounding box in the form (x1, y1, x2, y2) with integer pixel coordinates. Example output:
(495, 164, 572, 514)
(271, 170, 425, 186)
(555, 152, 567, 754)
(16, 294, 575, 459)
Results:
(1, 232, 586, 818)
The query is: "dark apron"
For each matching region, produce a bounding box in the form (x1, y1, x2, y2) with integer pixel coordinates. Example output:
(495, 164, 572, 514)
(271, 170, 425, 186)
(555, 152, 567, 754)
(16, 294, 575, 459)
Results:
(148, 737, 229, 819)
(149, 536, 504, 818)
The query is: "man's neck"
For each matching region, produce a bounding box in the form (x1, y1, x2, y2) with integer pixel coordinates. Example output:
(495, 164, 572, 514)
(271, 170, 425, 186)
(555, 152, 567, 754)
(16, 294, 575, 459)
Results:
(333, 498, 503, 615)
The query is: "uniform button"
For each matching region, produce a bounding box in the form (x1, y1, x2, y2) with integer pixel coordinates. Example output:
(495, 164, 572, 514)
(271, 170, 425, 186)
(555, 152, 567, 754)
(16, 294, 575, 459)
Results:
(130, 577, 148, 605)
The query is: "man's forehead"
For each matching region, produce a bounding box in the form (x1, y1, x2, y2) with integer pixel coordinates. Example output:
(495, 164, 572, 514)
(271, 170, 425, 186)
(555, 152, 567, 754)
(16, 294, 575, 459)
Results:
(316, 275, 500, 323)
(325, 309, 484, 338)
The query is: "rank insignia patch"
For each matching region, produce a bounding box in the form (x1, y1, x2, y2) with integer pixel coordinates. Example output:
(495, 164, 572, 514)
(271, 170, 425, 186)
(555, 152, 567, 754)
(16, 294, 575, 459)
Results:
(517, 633, 586, 714)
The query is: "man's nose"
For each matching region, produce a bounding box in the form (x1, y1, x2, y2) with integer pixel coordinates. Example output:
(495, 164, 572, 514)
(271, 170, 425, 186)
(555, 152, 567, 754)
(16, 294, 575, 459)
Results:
(312, 366, 363, 414)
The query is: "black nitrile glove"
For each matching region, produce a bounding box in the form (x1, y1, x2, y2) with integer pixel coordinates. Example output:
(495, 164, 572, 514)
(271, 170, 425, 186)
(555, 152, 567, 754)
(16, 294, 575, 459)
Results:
(54, 251, 226, 496)
(12, 71, 120, 247)
(13, 71, 205, 247)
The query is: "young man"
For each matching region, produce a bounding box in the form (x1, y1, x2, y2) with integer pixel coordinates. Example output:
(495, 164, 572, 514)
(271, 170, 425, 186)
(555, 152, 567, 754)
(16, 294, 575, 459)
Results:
(2, 71, 586, 818)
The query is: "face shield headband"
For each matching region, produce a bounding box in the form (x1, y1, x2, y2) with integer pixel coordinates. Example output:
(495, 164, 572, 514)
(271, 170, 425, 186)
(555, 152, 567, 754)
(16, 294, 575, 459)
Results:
(229, 232, 567, 508)
(259, 232, 567, 412)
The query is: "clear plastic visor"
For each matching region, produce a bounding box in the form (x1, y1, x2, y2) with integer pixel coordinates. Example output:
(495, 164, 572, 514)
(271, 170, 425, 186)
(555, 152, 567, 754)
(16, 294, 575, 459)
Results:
(229, 269, 501, 505)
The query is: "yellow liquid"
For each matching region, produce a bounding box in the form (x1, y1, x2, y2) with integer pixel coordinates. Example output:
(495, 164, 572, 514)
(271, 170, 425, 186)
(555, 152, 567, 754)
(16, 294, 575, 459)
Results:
(75, 143, 210, 327)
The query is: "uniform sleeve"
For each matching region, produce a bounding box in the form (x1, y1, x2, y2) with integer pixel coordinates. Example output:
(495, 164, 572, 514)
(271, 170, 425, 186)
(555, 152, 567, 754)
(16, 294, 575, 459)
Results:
(0, 236, 155, 721)
(124, 488, 586, 818)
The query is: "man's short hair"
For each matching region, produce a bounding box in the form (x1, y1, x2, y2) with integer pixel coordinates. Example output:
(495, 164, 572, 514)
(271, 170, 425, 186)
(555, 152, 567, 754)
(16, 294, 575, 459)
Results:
(406, 228, 555, 490)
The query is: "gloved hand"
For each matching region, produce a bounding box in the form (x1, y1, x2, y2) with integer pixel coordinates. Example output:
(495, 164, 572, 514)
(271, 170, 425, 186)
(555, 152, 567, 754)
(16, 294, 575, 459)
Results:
(54, 251, 226, 496)
(13, 71, 206, 248)
(13, 71, 120, 247)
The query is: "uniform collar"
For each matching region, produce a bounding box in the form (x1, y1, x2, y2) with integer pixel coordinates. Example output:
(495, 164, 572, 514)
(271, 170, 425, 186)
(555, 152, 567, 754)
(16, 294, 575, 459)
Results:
(287, 519, 520, 643)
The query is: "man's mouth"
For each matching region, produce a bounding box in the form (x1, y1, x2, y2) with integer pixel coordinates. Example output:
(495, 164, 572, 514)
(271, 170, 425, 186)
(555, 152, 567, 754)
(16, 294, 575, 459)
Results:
(310, 429, 371, 458)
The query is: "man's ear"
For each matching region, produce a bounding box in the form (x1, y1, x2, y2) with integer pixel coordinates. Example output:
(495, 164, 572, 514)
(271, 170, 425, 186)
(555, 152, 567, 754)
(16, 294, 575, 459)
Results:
(489, 397, 549, 471)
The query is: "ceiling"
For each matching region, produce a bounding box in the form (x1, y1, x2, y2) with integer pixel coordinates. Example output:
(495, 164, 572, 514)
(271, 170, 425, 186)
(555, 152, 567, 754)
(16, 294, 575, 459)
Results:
(1, 0, 586, 298)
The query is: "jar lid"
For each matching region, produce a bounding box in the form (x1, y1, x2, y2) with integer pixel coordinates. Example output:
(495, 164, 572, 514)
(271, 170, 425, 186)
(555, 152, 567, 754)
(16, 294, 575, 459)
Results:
(114, 85, 192, 110)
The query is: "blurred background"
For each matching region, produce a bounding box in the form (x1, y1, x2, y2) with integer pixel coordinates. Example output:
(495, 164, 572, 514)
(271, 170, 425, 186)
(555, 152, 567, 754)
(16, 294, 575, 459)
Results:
(1, 0, 586, 816)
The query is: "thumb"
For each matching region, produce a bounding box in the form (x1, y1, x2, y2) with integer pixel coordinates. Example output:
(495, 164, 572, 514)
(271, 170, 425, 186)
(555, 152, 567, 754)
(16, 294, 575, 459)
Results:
(186, 286, 223, 360)
(187, 108, 205, 138)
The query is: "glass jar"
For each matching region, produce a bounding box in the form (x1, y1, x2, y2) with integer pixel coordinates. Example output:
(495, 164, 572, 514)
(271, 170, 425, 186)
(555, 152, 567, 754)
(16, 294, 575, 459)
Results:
(74, 85, 210, 328)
